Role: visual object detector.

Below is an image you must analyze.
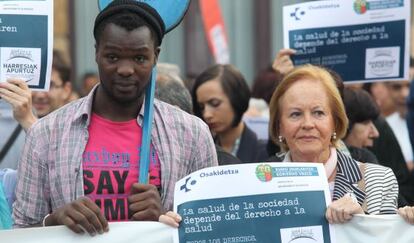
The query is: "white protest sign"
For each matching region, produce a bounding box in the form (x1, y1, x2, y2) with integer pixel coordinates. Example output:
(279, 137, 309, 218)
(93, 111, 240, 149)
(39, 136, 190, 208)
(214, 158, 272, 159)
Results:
(0, 0, 53, 91)
(173, 163, 335, 243)
(0, 221, 174, 243)
(0, 209, 413, 242)
(283, 0, 410, 83)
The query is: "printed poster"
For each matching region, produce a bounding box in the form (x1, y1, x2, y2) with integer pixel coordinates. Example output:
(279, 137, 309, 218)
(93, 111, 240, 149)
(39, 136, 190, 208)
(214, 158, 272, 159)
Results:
(173, 163, 335, 243)
(283, 0, 410, 83)
(0, 0, 53, 90)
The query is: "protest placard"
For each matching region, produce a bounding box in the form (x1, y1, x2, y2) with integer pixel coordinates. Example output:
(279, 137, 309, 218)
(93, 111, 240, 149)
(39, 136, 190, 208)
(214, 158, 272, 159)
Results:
(283, 0, 410, 83)
(0, 0, 53, 90)
(173, 163, 335, 243)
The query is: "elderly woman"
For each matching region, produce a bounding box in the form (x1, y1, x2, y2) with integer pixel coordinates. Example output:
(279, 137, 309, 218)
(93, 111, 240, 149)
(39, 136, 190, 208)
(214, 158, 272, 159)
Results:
(268, 65, 398, 223)
(159, 65, 414, 227)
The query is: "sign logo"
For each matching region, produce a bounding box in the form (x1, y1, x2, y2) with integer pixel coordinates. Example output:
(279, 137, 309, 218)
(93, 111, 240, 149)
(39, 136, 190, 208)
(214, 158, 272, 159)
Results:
(354, 0, 368, 14)
(365, 47, 400, 78)
(256, 164, 273, 182)
(180, 176, 197, 192)
(280, 226, 324, 243)
(290, 7, 305, 21)
(0, 47, 41, 85)
(256, 164, 319, 182)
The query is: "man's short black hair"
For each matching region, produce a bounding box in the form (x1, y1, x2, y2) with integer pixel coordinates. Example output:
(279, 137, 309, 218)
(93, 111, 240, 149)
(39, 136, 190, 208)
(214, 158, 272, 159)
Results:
(94, 0, 165, 47)
(343, 88, 380, 135)
(192, 64, 250, 127)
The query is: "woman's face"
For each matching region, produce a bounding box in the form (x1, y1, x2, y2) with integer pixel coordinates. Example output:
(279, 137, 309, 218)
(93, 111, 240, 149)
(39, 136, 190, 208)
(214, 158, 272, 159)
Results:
(279, 79, 335, 161)
(196, 79, 235, 134)
(345, 120, 379, 148)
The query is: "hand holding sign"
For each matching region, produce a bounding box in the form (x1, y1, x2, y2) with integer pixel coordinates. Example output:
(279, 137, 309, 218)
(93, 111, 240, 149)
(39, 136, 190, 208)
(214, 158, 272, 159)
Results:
(272, 48, 297, 76)
(325, 194, 364, 224)
(128, 183, 163, 221)
(45, 197, 109, 236)
(0, 79, 37, 130)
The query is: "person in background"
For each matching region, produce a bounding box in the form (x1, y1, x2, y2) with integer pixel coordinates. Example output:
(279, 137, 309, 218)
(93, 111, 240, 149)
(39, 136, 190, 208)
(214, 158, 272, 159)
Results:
(157, 62, 183, 85)
(155, 73, 192, 114)
(14, 0, 217, 235)
(80, 72, 100, 97)
(385, 80, 413, 171)
(0, 79, 37, 229)
(155, 72, 240, 165)
(363, 82, 396, 117)
(270, 65, 397, 222)
(244, 66, 283, 142)
(0, 79, 37, 169)
(406, 58, 414, 165)
(342, 88, 380, 163)
(192, 64, 267, 163)
(31, 51, 74, 118)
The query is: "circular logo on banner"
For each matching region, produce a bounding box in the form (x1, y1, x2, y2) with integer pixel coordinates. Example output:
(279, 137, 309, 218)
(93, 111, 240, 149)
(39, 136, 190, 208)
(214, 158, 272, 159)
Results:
(354, 0, 368, 14)
(98, 0, 190, 33)
(256, 164, 273, 182)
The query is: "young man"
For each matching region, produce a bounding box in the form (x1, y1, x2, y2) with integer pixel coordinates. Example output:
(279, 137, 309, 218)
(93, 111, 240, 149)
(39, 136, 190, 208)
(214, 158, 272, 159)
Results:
(13, 0, 217, 235)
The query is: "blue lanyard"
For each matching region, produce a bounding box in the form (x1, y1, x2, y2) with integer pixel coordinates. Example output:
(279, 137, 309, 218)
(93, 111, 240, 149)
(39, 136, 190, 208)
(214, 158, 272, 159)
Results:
(138, 68, 157, 184)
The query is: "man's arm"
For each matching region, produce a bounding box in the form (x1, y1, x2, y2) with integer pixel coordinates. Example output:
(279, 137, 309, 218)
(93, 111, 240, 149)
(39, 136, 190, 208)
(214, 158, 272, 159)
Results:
(13, 124, 50, 227)
(192, 121, 218, 171)
(13, 122, 109, 235)
(0, 79, 37, 130)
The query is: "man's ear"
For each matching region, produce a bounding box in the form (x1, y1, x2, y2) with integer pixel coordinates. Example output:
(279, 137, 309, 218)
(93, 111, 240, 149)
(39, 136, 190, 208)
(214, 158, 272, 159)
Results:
(153, 47, 161, 67)
(95, 43, 99, 63)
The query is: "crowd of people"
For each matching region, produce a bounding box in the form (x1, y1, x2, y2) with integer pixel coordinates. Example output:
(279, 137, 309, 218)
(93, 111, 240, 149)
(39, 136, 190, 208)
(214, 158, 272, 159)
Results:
(1, 0, 414, 235)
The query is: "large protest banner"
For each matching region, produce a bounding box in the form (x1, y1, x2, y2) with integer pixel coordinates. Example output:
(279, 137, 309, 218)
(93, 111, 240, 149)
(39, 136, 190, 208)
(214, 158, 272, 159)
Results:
(174, 163, 335, 243)
(283, 0, 410, 83)
(0, 0, 53, 90)
(1, 162, 414, 242)
(1, 215, 413, 243)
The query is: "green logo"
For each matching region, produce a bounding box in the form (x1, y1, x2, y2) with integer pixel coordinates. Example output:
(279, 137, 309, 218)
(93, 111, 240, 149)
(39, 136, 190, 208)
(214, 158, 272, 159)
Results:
(354, 0, 368, 14)
(256, 164, 273, 182)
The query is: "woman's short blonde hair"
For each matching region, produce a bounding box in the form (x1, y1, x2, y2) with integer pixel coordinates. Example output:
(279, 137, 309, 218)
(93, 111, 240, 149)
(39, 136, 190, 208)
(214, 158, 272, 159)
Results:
(269, 64, 348, 151)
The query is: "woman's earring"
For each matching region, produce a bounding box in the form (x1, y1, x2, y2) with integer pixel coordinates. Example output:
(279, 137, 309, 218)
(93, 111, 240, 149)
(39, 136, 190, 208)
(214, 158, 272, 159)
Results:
(332, 132, 337, 140)
(278, 135, 283, 143)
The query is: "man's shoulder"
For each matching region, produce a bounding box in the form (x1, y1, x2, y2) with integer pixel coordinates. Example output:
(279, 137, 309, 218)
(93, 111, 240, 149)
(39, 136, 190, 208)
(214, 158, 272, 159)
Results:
(30, 97, 87, 133)
(154, 100, 206, 128)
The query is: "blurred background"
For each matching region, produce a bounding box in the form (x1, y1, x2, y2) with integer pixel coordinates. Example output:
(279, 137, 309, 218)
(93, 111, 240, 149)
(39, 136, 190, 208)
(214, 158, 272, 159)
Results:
(54, 0, 414, 90)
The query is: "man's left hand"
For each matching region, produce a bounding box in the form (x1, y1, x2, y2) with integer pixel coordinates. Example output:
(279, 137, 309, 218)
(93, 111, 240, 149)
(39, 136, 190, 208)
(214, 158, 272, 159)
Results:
(128, 183, 163, 221)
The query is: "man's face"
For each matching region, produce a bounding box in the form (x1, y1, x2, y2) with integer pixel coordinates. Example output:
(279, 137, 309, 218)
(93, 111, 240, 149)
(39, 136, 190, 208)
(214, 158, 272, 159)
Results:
(95, 23, 159, 105)
(32, 68, 72, 117)
(386, 80, 410, 117)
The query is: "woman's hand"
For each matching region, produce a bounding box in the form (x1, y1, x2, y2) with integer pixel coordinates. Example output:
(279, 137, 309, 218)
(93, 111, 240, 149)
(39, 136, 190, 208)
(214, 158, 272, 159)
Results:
(159, 211, 182, 228)
(398, 206, 414, 224)
(325, 194, 364, 224)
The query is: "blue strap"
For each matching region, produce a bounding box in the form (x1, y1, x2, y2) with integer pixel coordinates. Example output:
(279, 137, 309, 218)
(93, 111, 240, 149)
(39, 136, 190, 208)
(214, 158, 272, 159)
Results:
(139, 68, 157, 184)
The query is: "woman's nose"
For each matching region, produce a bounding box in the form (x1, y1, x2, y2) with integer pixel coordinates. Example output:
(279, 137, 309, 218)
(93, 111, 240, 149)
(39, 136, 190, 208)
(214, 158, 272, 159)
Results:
(203, 106, 213, 120)
(301, 113, 315, 129)
(369, 121, 379, 138)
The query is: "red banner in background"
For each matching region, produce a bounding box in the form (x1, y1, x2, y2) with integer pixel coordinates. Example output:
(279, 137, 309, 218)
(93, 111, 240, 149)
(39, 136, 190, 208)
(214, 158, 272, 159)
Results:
(199, 0, 230, 64)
